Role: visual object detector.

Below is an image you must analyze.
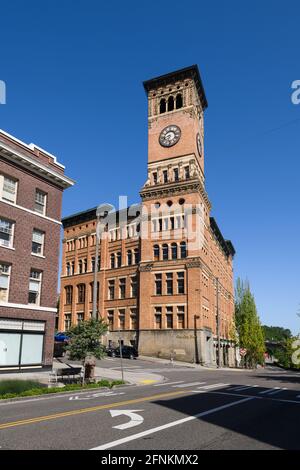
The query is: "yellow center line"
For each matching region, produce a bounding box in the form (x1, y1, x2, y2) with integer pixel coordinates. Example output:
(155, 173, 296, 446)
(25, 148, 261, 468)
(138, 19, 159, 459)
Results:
(0, 389, 191, 431)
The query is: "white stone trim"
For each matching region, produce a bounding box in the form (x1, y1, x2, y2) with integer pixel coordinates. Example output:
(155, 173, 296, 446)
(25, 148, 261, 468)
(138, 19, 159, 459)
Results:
(0, 135, 74, 188)
(0, 302, 57, 313)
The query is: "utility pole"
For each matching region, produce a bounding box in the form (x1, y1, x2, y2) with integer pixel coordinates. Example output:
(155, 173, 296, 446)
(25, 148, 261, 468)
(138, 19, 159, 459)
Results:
(216, 277, 221, 368)
(92, 204, 113, 320)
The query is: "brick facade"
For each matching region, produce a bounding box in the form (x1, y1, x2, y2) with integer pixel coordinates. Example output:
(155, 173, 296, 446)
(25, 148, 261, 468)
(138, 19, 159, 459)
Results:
(58, 66, 236, 366)
(0, 130, 74, 370)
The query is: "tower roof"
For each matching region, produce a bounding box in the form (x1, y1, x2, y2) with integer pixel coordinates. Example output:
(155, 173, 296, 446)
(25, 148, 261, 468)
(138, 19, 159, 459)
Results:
(143, 64, 208, 110)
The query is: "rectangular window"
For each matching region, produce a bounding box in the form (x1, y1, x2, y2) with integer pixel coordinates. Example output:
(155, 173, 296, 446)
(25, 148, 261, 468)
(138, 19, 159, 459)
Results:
(0, 263, 11, 302)
(77, 312, 84, 323)
(119, 278, 126, 299)
(177, 306, 185, 329)
(173, 168, 179, 182)
(154, 307, 162, 329)
(35, 189, 47, 215)
(119, 310, 125, 330)
(166, 273, 173, 295)
(32, 229, 45, 256)
(107, 310, 114, 331)
(64, 314, 71, 330)
(28, 270, 42, 305)
(166, 310, 173, 329)
(155, 273, 162, 295)
(0, 218, 14, 248)
(177, 272, 185, 294)
(153, 172, 158, 185)
(131, 276, 137, 297)
(108, 280, 115, 300)
(163, 170, 168, 183)
(1, 175, 17, 203)
(130, 308, 137, 330)
(184, 166, 190, 179)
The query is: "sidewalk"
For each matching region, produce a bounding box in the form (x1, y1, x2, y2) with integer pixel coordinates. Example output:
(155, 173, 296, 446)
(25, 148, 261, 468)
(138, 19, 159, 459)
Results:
(138, 355, 247, 372)
(0, 359, 164, 386)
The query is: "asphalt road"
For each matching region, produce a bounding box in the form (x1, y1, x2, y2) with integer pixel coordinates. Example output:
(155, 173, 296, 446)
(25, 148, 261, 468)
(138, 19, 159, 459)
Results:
(1, 359, 300, 450)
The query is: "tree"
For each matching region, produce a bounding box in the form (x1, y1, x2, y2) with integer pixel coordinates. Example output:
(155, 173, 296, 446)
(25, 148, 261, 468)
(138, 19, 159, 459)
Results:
(262, 325, 292, 342)
(234, 278, 265, 368)
(66, 318, 108, 380)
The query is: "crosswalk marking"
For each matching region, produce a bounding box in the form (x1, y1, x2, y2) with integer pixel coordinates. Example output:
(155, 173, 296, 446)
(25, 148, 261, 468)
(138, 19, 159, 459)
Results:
(259, 387, 281, 395)
(230, 385, 258, 392)
(173, 382, 207, 388)
(197, 383, 229, 390)
(267, 387, 287, 396)
(153, 381, 185, 387)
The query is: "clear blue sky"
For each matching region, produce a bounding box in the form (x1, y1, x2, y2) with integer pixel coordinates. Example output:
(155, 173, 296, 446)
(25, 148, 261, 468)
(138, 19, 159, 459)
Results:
(0, 0, 299, 334)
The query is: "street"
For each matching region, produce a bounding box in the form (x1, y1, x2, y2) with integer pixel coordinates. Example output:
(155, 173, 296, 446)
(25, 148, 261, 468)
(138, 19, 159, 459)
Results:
(0, 359, 300, 450)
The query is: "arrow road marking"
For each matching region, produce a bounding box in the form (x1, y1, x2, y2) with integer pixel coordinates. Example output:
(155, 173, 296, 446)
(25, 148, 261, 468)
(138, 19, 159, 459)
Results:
(110, 409, 144, 430)
(69, 392, 125, 401)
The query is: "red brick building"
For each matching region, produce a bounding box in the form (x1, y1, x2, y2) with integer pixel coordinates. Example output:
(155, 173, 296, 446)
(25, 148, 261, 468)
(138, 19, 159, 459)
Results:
(59, 66, 236, 366)
(0, 130, 74, 371)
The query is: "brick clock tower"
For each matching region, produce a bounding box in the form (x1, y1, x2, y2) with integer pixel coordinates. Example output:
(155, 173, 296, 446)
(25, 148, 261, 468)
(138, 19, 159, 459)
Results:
(138, 65, 235, 365)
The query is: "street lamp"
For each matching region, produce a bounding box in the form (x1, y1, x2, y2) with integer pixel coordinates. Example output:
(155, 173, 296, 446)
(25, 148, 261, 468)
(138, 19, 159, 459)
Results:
(92, 204, 113, 320)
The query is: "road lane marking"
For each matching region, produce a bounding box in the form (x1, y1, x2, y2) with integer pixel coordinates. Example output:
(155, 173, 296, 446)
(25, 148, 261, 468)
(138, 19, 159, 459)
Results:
(0, 389, 197, 431)
(173, 382, 206, 388)
(153, 381, 185, 387)
(91, 397, 254, 450)
(69, 392, 125, 401)
(110, 410, 144, 430)
(259, 387, 281, 395)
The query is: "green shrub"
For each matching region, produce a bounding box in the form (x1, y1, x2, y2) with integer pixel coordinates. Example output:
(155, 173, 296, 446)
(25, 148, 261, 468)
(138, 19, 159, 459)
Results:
(0, 379, 125, 400)
(0, 380, 44, 396)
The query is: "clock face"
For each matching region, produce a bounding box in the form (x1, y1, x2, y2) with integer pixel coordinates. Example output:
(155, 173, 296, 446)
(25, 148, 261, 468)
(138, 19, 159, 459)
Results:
(196, 132, 202, 157)
(159, 125, 181, 147)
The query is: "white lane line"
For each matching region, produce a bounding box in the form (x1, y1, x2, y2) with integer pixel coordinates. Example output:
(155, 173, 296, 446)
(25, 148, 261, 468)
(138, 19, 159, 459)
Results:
(267, 388, 287, 396)
(173, 382, 206, 388)
(198, 383, 229, 390)
(231, 385, 259, 392)
(91, 396, 254, 450)
(259, 387, 281, 395)
(153, 381, 185, 387)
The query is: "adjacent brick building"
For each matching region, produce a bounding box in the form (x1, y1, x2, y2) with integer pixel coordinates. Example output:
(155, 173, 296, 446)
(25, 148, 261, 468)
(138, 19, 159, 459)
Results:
(58, 66, 236, 366)
(0, 130, 74, 371)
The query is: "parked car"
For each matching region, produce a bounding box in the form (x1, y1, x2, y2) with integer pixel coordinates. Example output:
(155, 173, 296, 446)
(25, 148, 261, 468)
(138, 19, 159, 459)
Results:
(54, 332, 70, 343)
(106, 345, 138, 359)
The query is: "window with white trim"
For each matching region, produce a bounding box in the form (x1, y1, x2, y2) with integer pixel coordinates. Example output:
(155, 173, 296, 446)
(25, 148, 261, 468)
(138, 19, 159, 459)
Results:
(0, 263, 11, 302)
(28, 270, 42, 305)
(34, 189, 47, 215)
(0, 218, 14, 248)
(0, 175, 17, 203)
(32, 229, 45, 256)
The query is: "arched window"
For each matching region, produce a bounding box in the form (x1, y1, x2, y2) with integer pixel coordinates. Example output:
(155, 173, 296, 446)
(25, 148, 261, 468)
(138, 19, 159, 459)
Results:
(65, 286, 73, 305)
(127, 250, 133, 265)
(176, 93, 183, 109)
(153, 244, 160, 261)
(168, 96, 174, 112)
(162, 244, 169, 260)
(77, 284, 85, 303)
(110, 253, 115, 269)
(180, 241, 187, 259)
(78, 259, 83, 274)
(134, 248, 140, 264)
(171, 243, 178, 260)
(117, 252, 122, 268)
(160, 98, 166, 114)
